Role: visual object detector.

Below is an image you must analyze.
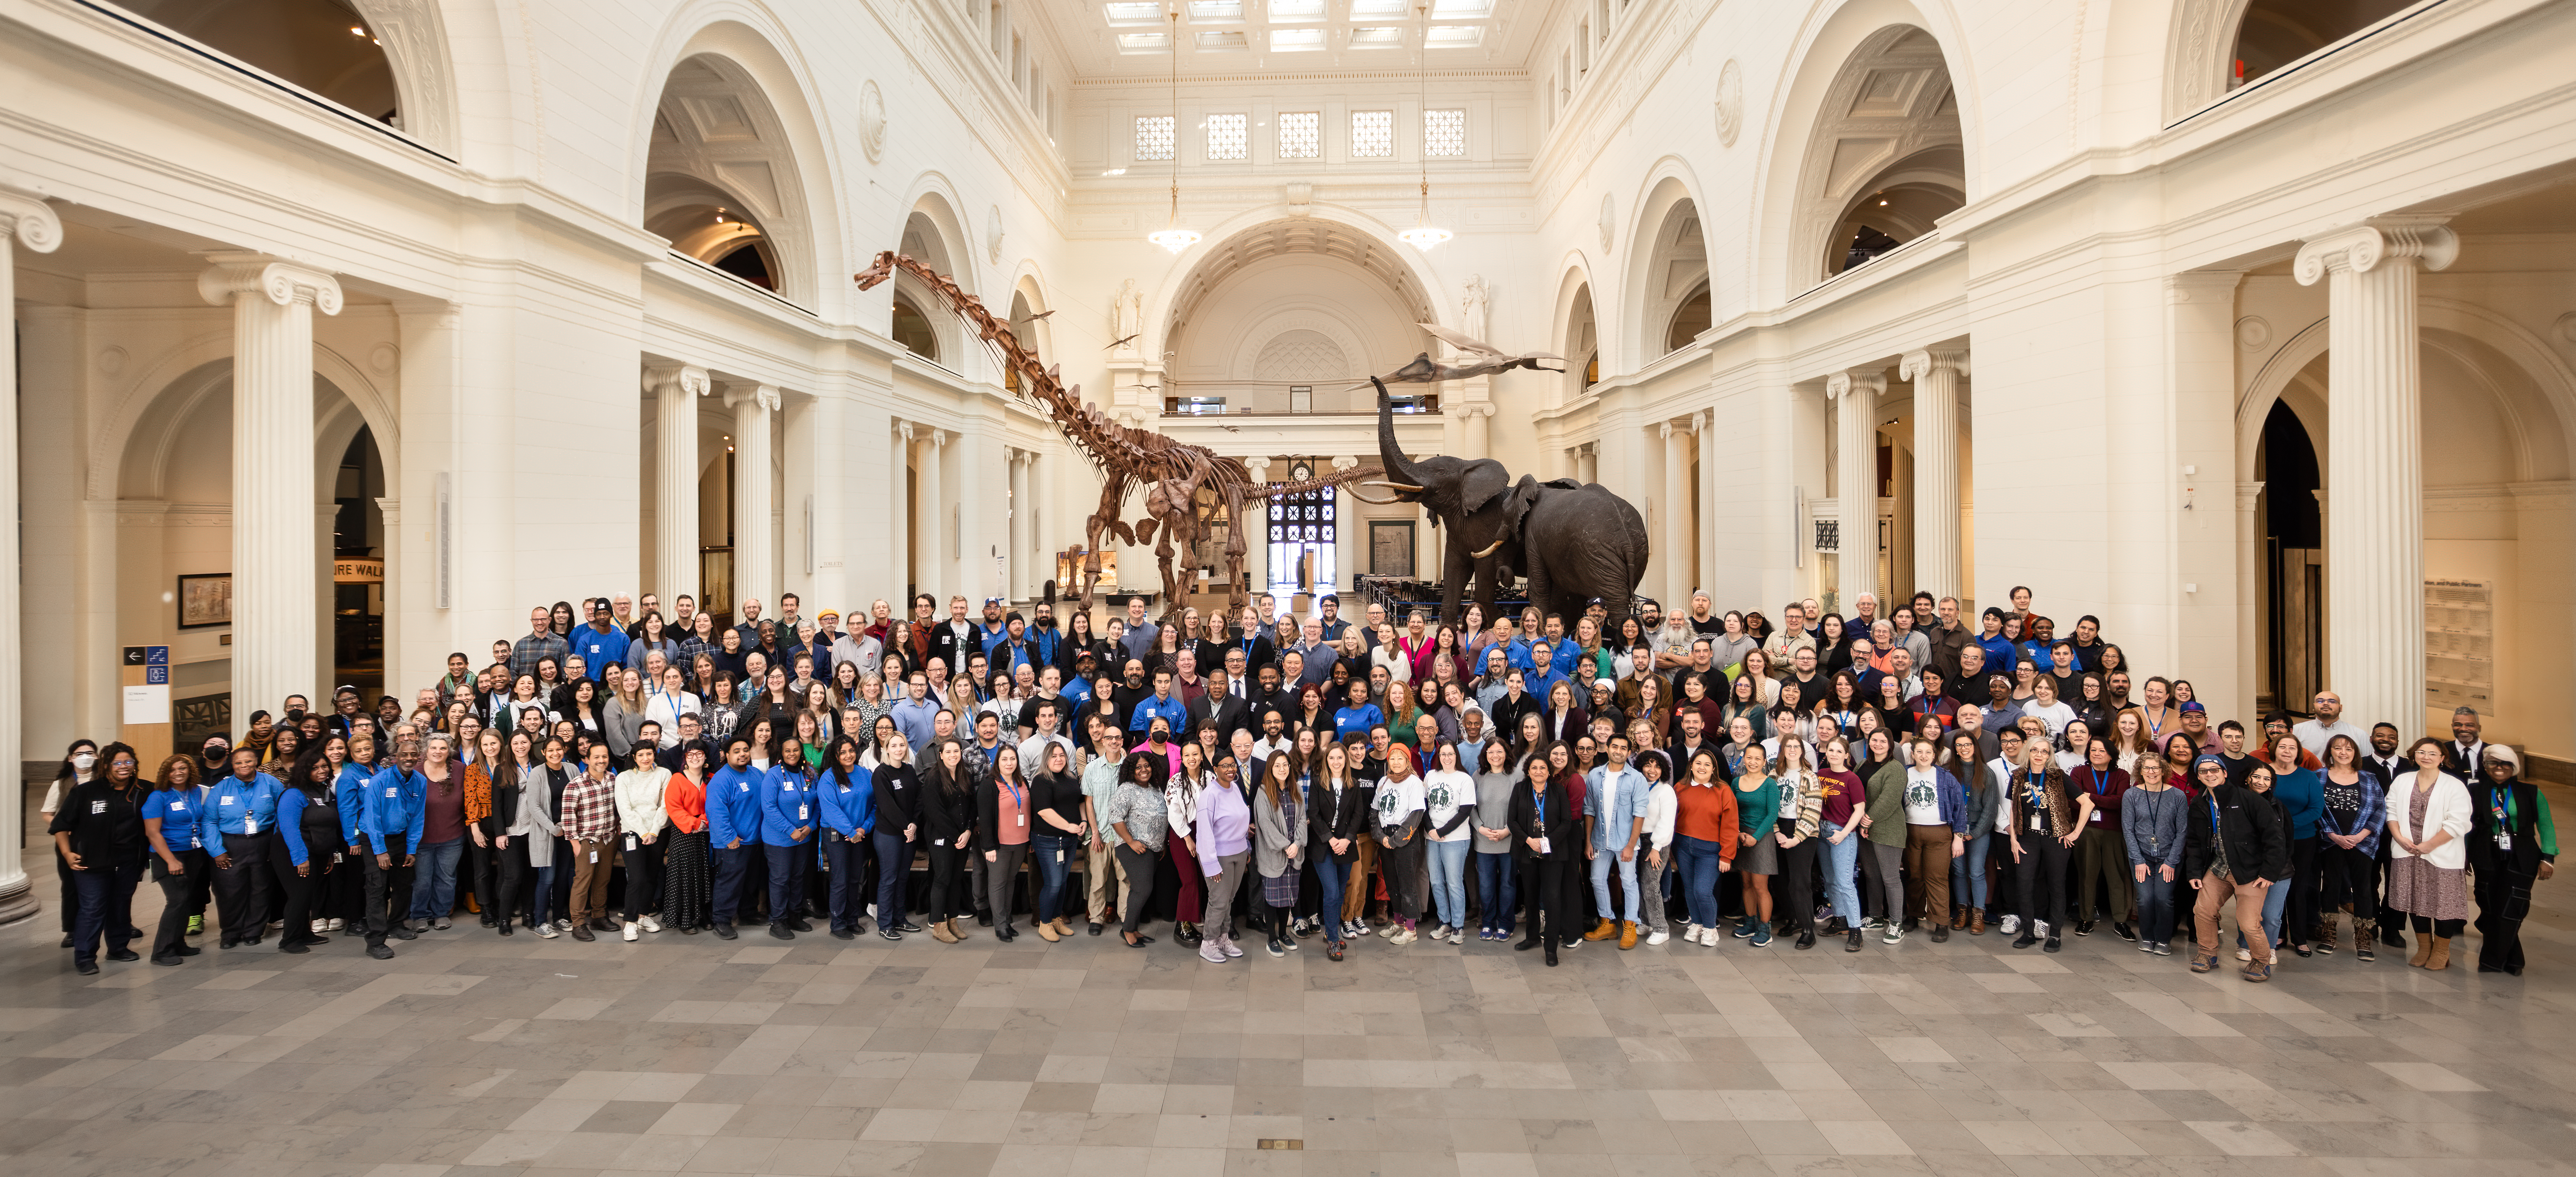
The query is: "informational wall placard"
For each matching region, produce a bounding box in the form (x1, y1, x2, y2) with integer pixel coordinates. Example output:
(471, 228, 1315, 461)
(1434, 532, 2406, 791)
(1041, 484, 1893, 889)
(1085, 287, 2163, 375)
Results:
(123, 684, 170, 725)
(2425, 579, 2494, 712)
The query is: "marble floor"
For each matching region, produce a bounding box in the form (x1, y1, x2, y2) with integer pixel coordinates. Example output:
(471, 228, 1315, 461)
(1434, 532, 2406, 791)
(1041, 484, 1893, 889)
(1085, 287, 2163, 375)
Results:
(9, 813, 2576, 1177)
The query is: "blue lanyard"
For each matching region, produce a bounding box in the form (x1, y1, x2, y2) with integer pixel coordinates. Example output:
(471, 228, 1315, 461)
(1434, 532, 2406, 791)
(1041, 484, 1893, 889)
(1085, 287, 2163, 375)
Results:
(1535, 791, 1546, 826)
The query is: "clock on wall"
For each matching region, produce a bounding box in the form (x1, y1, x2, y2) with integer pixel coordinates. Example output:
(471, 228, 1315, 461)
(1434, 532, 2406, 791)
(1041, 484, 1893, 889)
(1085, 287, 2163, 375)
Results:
(1291, 461, 1314, 482)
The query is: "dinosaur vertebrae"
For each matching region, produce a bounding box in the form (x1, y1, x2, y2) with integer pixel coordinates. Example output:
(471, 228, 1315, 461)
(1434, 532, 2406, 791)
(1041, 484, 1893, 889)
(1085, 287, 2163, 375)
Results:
(856, 251, 1379, 621)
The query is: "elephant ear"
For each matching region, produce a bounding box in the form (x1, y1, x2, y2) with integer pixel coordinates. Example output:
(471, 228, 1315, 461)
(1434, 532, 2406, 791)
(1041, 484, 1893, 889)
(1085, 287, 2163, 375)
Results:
(1459, 459, 1514, 514)
(1500, 474, 1545, 535)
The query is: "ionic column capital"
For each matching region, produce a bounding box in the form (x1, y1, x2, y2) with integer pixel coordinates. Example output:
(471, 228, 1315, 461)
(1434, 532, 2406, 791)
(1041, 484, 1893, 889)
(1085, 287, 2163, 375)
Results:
(2235, 481, 2266, 512)
(724, 381, 781, 412)
(198, 251, 343, 316)
(1331, 455, 1359, 471)
(643, 363, 709, 398)
(1824, 367, 1886, 401)
(2294, 218, 2458, 286)
(0, 186, 62, 254)
(1660, 419, 1690, 441)
(896, 421, 916, 444)
(1899, 349, 1969, 383)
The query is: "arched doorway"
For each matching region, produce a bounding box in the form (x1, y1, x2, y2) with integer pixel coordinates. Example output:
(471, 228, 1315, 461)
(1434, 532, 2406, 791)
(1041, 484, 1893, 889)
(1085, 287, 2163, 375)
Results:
(1791, 26, 1967, 285)
(643, 53, 821, 302)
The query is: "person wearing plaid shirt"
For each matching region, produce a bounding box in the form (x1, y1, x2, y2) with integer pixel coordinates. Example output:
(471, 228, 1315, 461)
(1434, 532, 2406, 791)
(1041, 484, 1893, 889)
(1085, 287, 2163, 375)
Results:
(560, 742, 623, 940)
(511, 606, 572, 684)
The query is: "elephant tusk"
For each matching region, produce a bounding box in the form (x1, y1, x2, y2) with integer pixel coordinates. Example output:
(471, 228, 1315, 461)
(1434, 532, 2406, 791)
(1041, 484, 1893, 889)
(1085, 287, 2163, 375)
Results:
(1344, 486, 1406, 505)
(1366, 480, 1427, 493)
(1469, 538, 1505, 559)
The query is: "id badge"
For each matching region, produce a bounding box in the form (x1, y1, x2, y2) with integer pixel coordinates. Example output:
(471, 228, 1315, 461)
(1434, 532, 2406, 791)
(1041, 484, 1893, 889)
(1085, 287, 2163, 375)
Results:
(2090, 811, 2104, 824)
(1018, 814, 1027, 827)
(2499, 832, 2513, 852)
(246, 817, 259, 835)
(1538, 836, 1552, 856)
(798, 804, 809, 820)
(625, 834, 639, 852)
(589, 850, 599, 863)
(2030, 813, 2045, 832)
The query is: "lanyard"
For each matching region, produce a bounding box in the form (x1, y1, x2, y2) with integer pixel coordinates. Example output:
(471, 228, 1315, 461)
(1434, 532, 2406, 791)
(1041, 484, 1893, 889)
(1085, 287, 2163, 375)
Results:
(2490, 786, 2511, 828)
(1535, 790, 1546, 826)
(1003, 775, 1026, 811)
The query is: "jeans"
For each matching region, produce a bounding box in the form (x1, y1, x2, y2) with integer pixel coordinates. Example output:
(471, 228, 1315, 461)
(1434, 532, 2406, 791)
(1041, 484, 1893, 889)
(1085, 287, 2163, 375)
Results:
(1822, 824, 1863, 926)
(528, 864, 556, 928)
(824, 835, 870, 932)
(1315, 850, 1350, 941)
(1032, 834, 1076, 921)
(1676, 836, 1726, 930)
(1949, 831, 1990, 914)
(1589, 845, 1640, 923)
(68, 858, 143, 966)
(1426, 838, 1471, 929)
(711, 840, 756, 929)
(765, 840, 812, 926)
(1473, 851, 1517, 934)
(873, 830, 911, 927)
(2134, 868, 2177, 945)
(408, 837, 464, 922)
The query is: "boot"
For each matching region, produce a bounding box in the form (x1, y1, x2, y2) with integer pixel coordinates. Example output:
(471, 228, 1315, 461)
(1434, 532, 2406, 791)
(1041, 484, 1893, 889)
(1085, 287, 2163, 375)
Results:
(929, 918, 960, 944)
(2408, 932, 2433, 967)
(2317, 915, 2338, 955)
(1036, 919, 1061, 942)
(1583, 917, 1619, 942)
(1618, 921, 1639, 950)
(947, 917, 970, 941)
(2353, 920, 2377, 962)
(1968, 911, 1985, 936)
(1951, 905, 1968, 931)
(2424, 936, 2451, 971)
(1053, 917, 1075, 938)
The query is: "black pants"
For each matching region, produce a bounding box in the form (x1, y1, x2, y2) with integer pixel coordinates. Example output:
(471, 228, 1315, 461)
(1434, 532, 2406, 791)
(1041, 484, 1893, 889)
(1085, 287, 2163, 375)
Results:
(764, 841, 810, 927)
(2318, 843, 2377, 923)
(711, 841, 755, 930)
(151, 850, 211, 960)
(68, 857, 143, 966)
(1113, 844, 1160, 934)
(1775, 833, 1818, 933)
(482, 844, 527, 928)
(2012, 830, 2069, 932)
(363, 834, 415, 946)
(926, 841, 967, 922)
(825, 835, 871, 932)
(2286, 835, 2321, 944)
(210, 836, 272, 946)
(622, 836, 663, 923)
(2474, 867, 2535, 971)
(56, 843, 77, 934)
(1518, 853, 1578, 947)
(268, 830, 324, 948)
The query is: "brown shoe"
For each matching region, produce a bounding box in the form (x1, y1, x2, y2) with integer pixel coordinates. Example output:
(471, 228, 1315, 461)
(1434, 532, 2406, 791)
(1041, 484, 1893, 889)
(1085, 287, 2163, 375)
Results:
(1968, 911, 1985, 936)
(929, 919, 960, 944)
(1618, 921, 1639, 950)
(1950, 906, 1968, 931)
(1583, 918, 1619, 942)
(2425, 936, 2451, 971)
(2317, 915, 2338, 955)
(947, 917, 971, 941)
(2409, 934, 2434, 968)
(1053, 918, 1075, 937)
(1036, 920, 1061, 942)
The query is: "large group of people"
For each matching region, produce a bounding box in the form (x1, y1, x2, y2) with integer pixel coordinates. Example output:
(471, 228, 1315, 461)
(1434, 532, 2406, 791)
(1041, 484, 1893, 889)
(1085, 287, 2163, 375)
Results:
(46, 584, 2554, 982)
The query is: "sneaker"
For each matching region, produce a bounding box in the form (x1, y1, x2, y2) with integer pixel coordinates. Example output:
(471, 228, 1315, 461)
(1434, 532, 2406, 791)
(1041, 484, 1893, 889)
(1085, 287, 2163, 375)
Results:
(431, 918, 453, 931)
(1861, 917, 1887, 930)
(1266, 938, 1286, 957)
(2152, 941, 2173, 956)
(2111, 922, 2137, 943)
(2035, 921, 2051, 940)
(2241, 961, 2273, 983)
(312, 919, 329, 935)
(2236, 947, 2252, 962)
(555, 918, 573, 931)
(2076, 921, 2095, 938)
(2043, 935, 2062, 953)
(327, 918, 344, 931)
(187, 914, 203, 936)
(1731, 918, 1756, 940)
(1200, 941, 1228, 964)
(535, 923, 559, 939)
(1880, 925, 1902, 945)
(1352, 921, 1374, 938)
(623, 923, 640, 942)
(1221, 936, 1244, 958)
(1647, 928, 1670, 946)
(639, 915, 662, 933)
(879, 925, 903, 942)
(2138, 936, 2156, 953)
(1998, 914, 2021, 937)
(1751, 926, 1773, 948)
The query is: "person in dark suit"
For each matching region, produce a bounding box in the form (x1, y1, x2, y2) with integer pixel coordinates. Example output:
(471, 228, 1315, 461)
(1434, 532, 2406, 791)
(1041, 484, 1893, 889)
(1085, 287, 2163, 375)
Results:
(2441, 707, 2490, 782)
(1199, 669, 1255, 748)
(1509, 747, 1588, 966)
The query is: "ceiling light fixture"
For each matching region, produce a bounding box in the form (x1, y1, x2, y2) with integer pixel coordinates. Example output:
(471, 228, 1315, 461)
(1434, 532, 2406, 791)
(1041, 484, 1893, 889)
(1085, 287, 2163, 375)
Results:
(1397, 3, 1452, 249)
(1146, 7, 1201, 253)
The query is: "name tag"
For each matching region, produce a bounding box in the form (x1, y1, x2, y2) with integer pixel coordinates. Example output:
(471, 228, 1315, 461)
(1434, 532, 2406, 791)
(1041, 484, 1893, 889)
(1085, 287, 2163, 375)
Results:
(2030, 813, 2046, 832)
(91, 800, 108, 814)
(739, 783, 751, 792)
(2499, 832, 2514, 852)
(1018, 814, 1027, 826)
(1539, 836, 1552, 855)
(221, 797, 237, 806)
(590, 850, 599, 863)
(2090, 811, 2104, 823)
(171, 801, 187, 811)
(385, 788, 399, 799)
(798, 805, 808, 820)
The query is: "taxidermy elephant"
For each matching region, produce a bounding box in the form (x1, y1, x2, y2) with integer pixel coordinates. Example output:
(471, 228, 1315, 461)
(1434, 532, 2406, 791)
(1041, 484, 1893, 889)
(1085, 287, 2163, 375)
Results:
(1362, 378, 1650, 628)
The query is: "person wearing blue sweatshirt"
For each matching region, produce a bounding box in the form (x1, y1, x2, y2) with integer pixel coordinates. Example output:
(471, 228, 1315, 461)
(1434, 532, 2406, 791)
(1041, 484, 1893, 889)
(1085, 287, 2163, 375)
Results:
(360, 746, 429, 957)
(2262, 733, 2328, 957)
(1127, 669, 1189, 736)
(705, 735, 768, 940)
(816, 735, 876, 939)
(761, 739, 820, 939)
(200, 747, 283, 950)
(271, 751, 342, 954)
(572, 598, 632, 681)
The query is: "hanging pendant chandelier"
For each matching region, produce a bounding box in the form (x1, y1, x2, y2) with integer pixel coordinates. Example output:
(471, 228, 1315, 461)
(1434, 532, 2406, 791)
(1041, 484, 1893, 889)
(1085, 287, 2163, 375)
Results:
(1397, 3, 1451, 249)
(1146, 8, 1201, 252)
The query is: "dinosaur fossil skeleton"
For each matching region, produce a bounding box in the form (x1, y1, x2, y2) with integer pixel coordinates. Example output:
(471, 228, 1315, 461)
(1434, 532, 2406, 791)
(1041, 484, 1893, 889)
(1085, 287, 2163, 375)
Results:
(857, 251, 1381, 623)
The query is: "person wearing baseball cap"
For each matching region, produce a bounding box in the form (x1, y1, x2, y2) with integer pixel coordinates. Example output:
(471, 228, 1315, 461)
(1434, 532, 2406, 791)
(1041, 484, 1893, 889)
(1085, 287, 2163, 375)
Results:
(2183, 752, 2288, 981)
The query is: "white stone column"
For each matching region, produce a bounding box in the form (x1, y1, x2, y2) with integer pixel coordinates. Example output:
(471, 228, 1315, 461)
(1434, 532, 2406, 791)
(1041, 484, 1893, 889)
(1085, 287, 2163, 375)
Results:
(1697, 407, 1720, 597)
(916, 428, 948, 602)
(644, 364, 707, 604)
(727, 382, 778, 614)
(1331, 455, 1360, 598)
(1243, 457, 1272, 603)
(1576, 444, 1598, 484)
(1826, 367, 1885, 614)
(2235, 481, 2266, 729)
(0, 188, 62, 925)
(376, 496, 401, 702)
(2294, 218, 2456, 731)
(200, 252, 341, 729)
(1456, 402, 1493, 462)
(1899, 349, 1967, 602)
(1007, 449, 1031, 601)
(1023, 448, 1046, 599)
(1661, 419, 1694, 608)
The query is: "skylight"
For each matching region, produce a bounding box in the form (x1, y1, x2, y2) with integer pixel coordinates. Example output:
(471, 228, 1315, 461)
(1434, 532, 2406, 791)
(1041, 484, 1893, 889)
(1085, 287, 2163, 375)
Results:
(1187, 0, 1244, 21)
(1104, 2, 1161, 24)
(1348, 25, 1404, 46)
(1196, 29, 1248, 49)
(1268, 0, 1325, 21)
(1350, 0, 1408, 14)
(1426, 24, 1483, 46)
(1116, 31, 1171, 51)
(1432, 0, 1493, 16)
(1270, 26, 1325, 50)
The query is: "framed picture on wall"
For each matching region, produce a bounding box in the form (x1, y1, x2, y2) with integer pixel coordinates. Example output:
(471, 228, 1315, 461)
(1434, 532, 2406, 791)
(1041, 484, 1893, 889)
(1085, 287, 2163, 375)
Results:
(1369, 520, 1416, 578)
(177, 573, 232, 630)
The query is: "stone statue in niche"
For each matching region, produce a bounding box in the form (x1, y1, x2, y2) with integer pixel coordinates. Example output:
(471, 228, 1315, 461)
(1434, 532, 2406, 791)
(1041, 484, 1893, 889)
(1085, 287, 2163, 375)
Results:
(1112, 278, 1143, 354)
(1459, 274, 1491, 345)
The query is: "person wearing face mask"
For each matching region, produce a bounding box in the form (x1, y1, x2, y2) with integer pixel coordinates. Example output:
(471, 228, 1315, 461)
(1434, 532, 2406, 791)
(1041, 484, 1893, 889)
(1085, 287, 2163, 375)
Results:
(52, 743, 148, 975)
(42, 740, 102, 950)
(201, 746, 285, 950)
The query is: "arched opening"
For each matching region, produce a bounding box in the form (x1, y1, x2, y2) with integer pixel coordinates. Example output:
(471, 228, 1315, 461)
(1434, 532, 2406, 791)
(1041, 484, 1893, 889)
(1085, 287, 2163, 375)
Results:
(108, 0, 400, 124)
(891, 294, 941, 361)
(2257, 394, 2325, 711)
(893, 204, 972, 368)
(2229, 0, 2418, 89)
(643, 53, 816, 301)
(1633, 188, 1708, 361)
(1666, 284, 1712, 354)
(1162, 218, 1436, 414)
(1794, 27, 1967, 284)
(327, 425, 389, 695)
(1570, 285, 1599, 392)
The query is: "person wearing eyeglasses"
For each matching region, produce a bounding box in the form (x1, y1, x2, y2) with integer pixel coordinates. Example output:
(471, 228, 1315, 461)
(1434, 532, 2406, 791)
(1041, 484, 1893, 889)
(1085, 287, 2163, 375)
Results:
(53, 743, 148, 975)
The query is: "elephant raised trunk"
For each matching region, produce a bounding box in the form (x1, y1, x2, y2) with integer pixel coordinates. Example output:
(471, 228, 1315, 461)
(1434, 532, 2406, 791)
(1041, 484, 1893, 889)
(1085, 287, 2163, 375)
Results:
(1373, 377, 1430, 502)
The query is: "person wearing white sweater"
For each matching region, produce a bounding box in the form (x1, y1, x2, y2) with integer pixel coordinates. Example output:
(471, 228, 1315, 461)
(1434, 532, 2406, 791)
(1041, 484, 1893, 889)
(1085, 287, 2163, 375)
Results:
(613, 740, 673, 941)
(1636, 751, 1678, 945)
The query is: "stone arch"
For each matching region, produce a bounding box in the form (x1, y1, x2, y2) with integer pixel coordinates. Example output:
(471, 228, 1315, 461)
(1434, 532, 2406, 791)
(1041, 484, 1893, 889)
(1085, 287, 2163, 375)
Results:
(1621, 166, 1709, 367)
(1747, 0, 1981, 304)
(893, 181, 978, 371)
(93, 335, 398, 501)
(1549, 258, 1599, 408)
(1141, 201, 1450, 370)
(2164, 0, 2421, 121)
(629, 6, 851, 314)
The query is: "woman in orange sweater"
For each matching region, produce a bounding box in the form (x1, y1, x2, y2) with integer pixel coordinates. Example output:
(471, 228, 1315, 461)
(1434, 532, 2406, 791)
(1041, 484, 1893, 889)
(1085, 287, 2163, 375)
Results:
(1672, 748, 1738, 945)
(662, 745, 713, 933)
